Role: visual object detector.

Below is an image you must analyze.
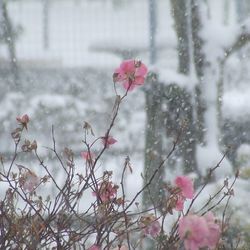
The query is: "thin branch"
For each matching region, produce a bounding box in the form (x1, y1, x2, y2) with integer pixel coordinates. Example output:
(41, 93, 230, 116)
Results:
(224, 32, 250, 60)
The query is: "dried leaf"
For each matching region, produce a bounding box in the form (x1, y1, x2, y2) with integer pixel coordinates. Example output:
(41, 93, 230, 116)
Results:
(83, 121, 95, 136)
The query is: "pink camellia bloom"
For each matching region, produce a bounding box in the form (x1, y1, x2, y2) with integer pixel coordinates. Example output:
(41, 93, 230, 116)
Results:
(140, 214, 161, 238)
(178, 214, 209, 250)
(87, 244, 101, 250)
(113, 59, 148, 91)
(175, 196, 185, 211)
(81, 151, 95, 162)
(16, 114, 29, 130)
(144, 220, 161, 238)
(178, 213, 221, 250)
(175, 176, 194, 199)
(101, 135, 117, 148)
(20, 171, 40, 192)
(204, 212, 221, 249)
(93, 181, 118, 202)
(174, 176, 194, 211)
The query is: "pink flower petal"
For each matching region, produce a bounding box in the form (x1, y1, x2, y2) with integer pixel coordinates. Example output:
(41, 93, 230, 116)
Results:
(120, 59, 136, 73)
(123, 81, 136, 91)
(184, 240, 200, 250)
(114, 68, 126, 81)
(179, 215, 209, 250)
(148, 220, 161, 238)
(114, 59, 147, 91)
(101, 135, 117, 148)
(135, 63, 148, 76)
(95, 181, 118, 202)
(134, 76, 145, 85)
(175, 196, 185, 211)
(81, 151, 95, 162)
(204, 212, 221, 248)
(178, 212, 221, 250)
(175, 176, 194, 199)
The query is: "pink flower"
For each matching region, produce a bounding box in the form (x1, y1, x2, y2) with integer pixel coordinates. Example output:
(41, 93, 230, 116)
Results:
(93, 181, 118, 202)
(81, 151, 95, 162)
(101, 135, 117, 148)
(140, 214, 161, 238)
(113, 59, 148, 91)
(20, 171, 40, 192)
(16, 114, 29, 130)
(144, 220, 161, 238)
(178, 213, 221, 250)
(178, 214, 209, 250)
(88, 245, 101, 250)
(175, 176, 194, 199)
(174, 176, 194, 211)
(175, 196, 185, 211)
(204, 212, 221, 249)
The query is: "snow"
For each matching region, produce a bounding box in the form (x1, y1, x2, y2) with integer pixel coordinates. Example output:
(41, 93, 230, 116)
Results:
(1, 2, 112, 67)
(1, 0, 250, 246)
(153, 67, 192, 90)
(0, 92, 24, 120)
(201, 18, 239, 61)
(223, 88, 250, 120)
(196, 144, 232, 179)
(191, 177, 250, 226)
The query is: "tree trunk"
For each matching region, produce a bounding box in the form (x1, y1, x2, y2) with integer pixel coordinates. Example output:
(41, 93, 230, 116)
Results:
(149, 0, 157, 64)
(143, 78, 165, 209)
(170, 0, 197, 173)
(191, 0, 233, 177)
(191, 0, 206, 144)
(170, 0, 190, 75)
(191, 0, 220, 147)
(0, 1, 19, 89)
